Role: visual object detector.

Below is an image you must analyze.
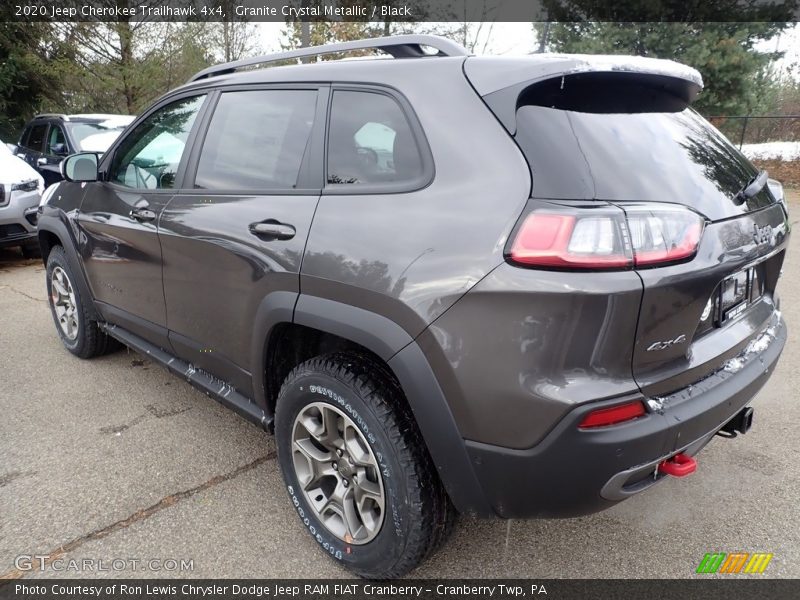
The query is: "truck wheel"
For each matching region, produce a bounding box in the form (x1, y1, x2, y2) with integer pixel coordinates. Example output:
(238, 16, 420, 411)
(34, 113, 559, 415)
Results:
(275, 352, 454, 578)
(46, 246, 118, 358)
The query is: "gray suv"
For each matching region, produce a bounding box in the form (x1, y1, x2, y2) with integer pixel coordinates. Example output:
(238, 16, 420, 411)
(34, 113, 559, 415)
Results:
(37, 36, 789, 577)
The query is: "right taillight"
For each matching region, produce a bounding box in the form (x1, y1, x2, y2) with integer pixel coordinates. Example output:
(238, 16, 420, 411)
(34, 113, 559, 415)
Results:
(508, 202, 705, 270)
(624, 205, 704, 266)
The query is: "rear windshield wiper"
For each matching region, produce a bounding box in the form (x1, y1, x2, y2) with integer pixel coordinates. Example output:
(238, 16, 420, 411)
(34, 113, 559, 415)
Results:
(734, 170, 768, 205)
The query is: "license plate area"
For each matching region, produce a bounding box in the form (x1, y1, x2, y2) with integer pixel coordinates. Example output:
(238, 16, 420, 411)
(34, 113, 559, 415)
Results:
(719, 265, 763, 324)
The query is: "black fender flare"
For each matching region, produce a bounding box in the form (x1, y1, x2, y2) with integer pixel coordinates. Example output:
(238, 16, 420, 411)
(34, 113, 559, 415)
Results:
(37, 210, 100, 322)
(250, 290, 298, 411)
(292, 295, 493, 517)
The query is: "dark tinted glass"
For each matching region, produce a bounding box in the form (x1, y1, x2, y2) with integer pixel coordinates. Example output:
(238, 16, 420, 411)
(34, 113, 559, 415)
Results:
(111, 95, 205, 190)
(515, 106, 769, 212)
(327, 91, 423, 185)
(195, 90, 317, 190)
(26, 124, 47, 152)
(46, 125, 66, 154)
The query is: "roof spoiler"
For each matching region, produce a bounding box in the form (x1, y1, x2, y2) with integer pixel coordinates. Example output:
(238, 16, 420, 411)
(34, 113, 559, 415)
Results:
(465, 55, 703, 134)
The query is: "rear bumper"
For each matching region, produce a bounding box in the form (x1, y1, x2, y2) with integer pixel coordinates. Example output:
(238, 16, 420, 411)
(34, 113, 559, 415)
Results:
(465, 313, 786, 518)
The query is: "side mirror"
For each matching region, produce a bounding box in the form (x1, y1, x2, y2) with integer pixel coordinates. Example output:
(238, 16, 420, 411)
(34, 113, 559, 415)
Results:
(61, 153, 98, 182)
(51, 143, 69, 156)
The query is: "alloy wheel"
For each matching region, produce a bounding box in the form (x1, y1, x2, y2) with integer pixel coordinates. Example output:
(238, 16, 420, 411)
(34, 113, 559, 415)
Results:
(291, 401, 385, 544)
(50, 266, 79, 341)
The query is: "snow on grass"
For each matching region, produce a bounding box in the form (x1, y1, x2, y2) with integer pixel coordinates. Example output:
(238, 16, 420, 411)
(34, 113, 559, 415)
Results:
(740, 141, 800, 161)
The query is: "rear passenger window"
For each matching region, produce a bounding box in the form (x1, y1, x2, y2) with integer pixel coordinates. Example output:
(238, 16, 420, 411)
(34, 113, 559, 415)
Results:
(26, 124, 48, 152)
(195, 90, 317, 190)
(327, 90, 424, 186)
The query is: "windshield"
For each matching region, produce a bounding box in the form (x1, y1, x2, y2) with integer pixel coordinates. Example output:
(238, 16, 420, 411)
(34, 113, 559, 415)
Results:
(66, 122, 130, 152)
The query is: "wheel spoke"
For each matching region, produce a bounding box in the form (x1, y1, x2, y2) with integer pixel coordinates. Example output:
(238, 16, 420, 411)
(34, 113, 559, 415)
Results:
(293, 437, 334, 490)
(320, 406, 343, 450)
(340, 486, 366, 541)
(52, 280, 68, 298)
(344, 424, 371, 466)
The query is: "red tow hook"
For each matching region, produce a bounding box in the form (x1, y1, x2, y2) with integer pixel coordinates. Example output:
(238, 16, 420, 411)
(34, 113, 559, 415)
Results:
(658, 453, 697, 477)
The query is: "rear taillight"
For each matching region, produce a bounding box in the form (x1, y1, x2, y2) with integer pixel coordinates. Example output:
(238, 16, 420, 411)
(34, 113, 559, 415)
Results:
(625, 205, 704, 266)
(509, 202, 705, 270)
(509, 211, 630, 268)
(578, 400, 646, 429)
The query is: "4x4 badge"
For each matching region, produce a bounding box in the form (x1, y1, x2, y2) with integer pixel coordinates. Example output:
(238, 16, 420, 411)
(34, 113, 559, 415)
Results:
(647, 334, 687, 352)
(753, 223, 772, 246)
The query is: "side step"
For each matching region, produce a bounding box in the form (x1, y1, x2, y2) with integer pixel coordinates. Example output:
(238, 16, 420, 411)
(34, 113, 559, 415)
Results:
(99, 322, 272, 431)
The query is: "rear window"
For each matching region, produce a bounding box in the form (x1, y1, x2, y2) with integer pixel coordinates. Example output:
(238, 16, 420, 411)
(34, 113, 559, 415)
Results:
(509, 74, 771, 212)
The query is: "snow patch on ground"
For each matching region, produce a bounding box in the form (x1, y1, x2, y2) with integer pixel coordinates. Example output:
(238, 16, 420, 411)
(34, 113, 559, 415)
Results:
(740, 141, 800, 161)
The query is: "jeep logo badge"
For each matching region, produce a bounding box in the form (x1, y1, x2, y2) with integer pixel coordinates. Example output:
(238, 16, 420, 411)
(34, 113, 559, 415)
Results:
(753, 223, 772, 246)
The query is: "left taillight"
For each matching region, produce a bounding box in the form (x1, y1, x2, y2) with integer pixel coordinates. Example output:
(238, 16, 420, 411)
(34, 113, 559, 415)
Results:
(508, 202, 705, 270)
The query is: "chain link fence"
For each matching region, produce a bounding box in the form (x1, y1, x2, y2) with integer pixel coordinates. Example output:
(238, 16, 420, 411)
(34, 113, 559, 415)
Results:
(707, 115, 800, 186)
(708, 115, 800, 149)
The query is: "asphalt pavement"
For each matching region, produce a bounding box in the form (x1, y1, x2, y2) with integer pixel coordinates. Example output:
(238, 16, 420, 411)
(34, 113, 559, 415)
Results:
(1, 192, 799, 579)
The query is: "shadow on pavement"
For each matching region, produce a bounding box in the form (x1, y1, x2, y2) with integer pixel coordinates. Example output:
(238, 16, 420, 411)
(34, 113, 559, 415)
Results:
(0, 246, 40, 270)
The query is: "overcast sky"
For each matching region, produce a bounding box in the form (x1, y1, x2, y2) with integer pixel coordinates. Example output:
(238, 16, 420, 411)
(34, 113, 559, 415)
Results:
(257, 22, 800, 78)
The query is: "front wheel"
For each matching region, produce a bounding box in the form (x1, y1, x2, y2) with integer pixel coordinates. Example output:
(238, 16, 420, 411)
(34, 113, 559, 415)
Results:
(45, 246, 118, 358)
(274, 353, 455, 578)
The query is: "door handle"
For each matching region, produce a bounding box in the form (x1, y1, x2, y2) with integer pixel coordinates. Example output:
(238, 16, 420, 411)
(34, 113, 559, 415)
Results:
(130, 207, 157, 222)
(249, 220, 296, 240)
(37, 157, 47, 166)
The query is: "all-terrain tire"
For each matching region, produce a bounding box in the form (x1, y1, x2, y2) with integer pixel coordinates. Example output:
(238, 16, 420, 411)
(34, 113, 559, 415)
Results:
(46, 245, 119, 358)
(274, 352, 455, 578)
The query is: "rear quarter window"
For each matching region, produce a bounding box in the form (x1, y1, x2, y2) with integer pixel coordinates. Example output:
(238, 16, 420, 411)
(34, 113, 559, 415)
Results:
(326, 90, 429, 191)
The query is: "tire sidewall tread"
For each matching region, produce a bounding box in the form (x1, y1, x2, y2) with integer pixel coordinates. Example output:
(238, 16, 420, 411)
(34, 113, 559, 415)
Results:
(274, 352, 449, 578)
(45, 245, 109, 359)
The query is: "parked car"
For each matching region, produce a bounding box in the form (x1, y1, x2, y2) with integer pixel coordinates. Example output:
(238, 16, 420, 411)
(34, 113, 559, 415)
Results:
(0, 140, 43, 256)
(16, 113, 134, 186)
(37, 36, 789, 577)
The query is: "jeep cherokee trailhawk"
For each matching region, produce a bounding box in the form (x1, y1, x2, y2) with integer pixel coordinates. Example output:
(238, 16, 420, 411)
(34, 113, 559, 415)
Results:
(38, 35, 789, 577)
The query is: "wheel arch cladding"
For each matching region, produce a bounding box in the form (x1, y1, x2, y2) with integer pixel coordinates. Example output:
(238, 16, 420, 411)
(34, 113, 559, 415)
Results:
(37, 217, 100, 322)
(266, 295, 492, 516)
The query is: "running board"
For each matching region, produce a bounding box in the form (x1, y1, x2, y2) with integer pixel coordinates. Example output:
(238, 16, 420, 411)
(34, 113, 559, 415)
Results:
(99, 322, 272, 431)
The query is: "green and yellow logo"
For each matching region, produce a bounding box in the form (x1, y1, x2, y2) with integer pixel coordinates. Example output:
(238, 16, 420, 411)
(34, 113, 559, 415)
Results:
(696, 552, 773, 574)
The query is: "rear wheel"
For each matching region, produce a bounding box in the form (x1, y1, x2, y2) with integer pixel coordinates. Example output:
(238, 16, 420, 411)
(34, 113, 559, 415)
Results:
(275, 352, 455, 578)
(46, 246, 118, 358)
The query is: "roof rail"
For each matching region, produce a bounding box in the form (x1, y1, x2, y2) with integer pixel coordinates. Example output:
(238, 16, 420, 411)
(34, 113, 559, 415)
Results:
(33, 113, 69, 121)
(188, 34, 469, 83)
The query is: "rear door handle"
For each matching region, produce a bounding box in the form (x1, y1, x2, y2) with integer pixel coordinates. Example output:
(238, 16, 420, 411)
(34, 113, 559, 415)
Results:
(249, 220, 296, 240)
(130, 207, 157, 222)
